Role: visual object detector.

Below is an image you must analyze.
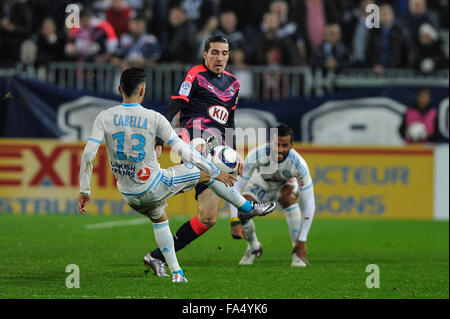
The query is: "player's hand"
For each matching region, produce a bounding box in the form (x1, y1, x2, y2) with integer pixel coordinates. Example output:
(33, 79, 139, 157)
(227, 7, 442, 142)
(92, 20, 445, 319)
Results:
(292, 241, 309, 265)
(237, 155, 244, 177)
(215, 172, 237, 187)
(78, 193, 90, 214)
(231, 224, 247, 240)
(155, 145, 163, 159)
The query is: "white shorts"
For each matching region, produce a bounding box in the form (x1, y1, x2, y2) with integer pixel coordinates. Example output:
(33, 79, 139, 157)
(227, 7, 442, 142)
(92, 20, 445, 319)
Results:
(242, 172, 298, 202)
(124, 163, 201, 220)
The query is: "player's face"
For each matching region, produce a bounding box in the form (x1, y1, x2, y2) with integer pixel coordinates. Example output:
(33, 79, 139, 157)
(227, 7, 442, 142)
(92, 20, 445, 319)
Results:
(204, 42, 229, 75)
(274, 135, 292, 162)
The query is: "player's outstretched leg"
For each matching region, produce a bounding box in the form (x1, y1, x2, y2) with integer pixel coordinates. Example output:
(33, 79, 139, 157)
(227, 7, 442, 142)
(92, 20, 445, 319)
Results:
(147, 219, 203, 271)
(204, 178, 276, 222)
(146, 172, 276, 270)
(239, 219, 263, 265)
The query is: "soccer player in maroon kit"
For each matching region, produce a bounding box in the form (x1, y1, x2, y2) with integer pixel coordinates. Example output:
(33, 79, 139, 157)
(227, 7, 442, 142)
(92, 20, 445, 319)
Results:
(144, 35, 266, 276)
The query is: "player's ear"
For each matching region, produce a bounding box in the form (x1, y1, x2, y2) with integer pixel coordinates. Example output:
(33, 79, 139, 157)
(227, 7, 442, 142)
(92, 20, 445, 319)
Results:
(202, 50, 208, 60)
(118, 86, 122, 95)
(139, 84, 146, 97)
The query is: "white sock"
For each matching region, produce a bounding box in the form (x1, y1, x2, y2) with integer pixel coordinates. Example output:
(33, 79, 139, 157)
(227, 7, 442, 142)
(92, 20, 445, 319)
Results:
(243, 219, 260, 250)
(285, 204, 302, 245)
(206, 179, 252, 213)
(152, 221, 181, 274)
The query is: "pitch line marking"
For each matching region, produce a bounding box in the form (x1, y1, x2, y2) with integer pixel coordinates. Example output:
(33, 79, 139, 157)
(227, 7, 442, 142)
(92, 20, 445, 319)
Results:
(85, 218, 149, 229)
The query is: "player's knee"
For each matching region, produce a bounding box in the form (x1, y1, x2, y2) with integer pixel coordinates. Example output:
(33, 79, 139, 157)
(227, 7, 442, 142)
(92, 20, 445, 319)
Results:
(278, 186, 298, 208)
(197, 205, 217, 228)
(198, 213, 216, 228)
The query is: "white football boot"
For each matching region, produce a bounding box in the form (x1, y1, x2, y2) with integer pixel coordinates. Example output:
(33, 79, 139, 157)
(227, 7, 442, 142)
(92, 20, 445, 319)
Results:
(238, 202, 277, 223)
(291, 253, 307, 267)
(239, 245, 263, 265)
(172, 273, 188, 283)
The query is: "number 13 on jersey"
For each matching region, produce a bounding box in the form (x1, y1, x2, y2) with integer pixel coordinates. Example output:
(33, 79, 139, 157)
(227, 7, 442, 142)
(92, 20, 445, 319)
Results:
(112, 132, 146, 163)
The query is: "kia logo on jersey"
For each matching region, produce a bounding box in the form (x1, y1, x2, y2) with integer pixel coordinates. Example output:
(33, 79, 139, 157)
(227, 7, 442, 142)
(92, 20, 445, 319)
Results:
(137, 167, 151, 181)
(208, 105, 229, 125)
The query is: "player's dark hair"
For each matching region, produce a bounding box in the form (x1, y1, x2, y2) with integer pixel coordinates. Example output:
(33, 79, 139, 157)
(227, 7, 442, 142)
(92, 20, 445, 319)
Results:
(276, 124, 294, 143)
(120, 68, 146, 97)
(204, 35, 229, 52)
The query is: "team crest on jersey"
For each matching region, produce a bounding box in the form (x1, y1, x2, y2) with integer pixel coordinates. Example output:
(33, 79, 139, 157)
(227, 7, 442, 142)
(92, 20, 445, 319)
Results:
(208, 105, 229, 125)
(282, 170, 291, 179)
(137, 167, 151, 181)
(179, 81, 192, 96)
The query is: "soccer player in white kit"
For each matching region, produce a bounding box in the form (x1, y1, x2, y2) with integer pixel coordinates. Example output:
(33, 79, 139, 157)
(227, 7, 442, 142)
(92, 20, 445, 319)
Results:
(229, 124, 316, 266)
(78, 68, 276, 283)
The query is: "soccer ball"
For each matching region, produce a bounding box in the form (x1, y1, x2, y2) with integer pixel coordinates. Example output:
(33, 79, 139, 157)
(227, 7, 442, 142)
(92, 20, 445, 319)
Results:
(207, 146, 239, 174)
(406, 122, 427, 142)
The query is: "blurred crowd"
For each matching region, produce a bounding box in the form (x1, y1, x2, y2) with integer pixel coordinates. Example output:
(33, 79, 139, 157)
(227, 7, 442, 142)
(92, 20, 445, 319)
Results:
(0, 0, 449, 74)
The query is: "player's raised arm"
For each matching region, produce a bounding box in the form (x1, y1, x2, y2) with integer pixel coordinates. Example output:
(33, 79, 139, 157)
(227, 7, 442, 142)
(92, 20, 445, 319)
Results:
(78, 111, 105, 214)
(154, 99, 186, 149)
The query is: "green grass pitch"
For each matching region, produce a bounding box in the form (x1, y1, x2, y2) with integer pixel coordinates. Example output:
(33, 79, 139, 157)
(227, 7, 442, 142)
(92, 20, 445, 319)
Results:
(0, 214, 448, 299)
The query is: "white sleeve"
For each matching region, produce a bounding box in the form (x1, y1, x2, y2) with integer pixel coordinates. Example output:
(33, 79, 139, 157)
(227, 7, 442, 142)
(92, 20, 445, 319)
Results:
(79, 112, 105, 195)
(156, 113, 220, 179)
(155, 112, 179, 143)
(298, 184, 316, 242)
(291, 154, 315, 242)
(285, 150, 313, 195)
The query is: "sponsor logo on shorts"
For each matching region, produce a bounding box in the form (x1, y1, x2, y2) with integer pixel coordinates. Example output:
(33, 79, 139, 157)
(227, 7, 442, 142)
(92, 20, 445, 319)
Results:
(208, 105, 229, 125)
(137, 167, 151, 181)
(179, 81, 192, 96)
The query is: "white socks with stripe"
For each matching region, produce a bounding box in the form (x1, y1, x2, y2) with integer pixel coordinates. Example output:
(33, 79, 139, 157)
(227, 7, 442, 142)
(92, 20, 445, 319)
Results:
(206, 179, 252, 213)
(284, 204, 302, 245)
(152, 221, 182, 275)
(243, 219, 260, 250)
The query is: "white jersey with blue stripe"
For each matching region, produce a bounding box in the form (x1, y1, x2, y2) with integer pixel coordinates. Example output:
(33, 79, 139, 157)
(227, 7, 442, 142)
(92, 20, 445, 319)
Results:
(243, 143, 313, 192)
(79, 103, 220, 196)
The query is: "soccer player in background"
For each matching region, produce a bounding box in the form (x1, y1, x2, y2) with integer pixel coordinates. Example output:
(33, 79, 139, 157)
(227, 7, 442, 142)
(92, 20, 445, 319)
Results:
(147, 35, 259, 275)
(229, 124, 316, 266)
(77, 68, 276, 282)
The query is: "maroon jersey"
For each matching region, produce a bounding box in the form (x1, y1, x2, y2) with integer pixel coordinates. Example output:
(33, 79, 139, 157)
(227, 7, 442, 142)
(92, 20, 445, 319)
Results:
(171, 63, 240, 147)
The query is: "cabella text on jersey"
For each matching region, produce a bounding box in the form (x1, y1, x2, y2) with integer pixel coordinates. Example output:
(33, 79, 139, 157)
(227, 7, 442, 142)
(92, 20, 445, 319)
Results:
(113, 114, 148, 130)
